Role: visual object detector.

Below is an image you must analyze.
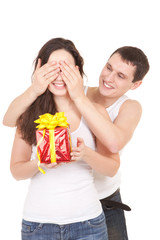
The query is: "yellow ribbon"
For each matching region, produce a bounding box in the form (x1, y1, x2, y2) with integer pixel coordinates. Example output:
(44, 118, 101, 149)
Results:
(34, 112, 70, 174)
(36, 130, 46, 174)
(34, 112, 69, 129)
(49, 129, 55, 164)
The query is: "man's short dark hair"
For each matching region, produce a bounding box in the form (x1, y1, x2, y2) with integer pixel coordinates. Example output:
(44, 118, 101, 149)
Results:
(110, 46, 150, 82)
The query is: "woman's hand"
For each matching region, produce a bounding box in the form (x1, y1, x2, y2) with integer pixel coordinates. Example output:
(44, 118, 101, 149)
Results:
(38, 137, 87, 169)
(40, 162, 58, 169)
(31, 58, 61, 97)
(70, 137, 86, 161)
(59, 60, 85, 102)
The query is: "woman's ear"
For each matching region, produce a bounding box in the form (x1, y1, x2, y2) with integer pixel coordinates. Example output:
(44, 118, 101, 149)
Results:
(131, 80, 142, 90)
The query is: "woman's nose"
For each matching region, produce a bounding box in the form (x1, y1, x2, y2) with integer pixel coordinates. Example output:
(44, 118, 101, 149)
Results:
(57, 72, 63, 80)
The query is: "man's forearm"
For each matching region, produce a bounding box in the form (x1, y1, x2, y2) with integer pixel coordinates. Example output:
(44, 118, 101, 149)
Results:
(3, 86, 38, 127)
(83, 146, 120, 177)
(74, 95, 120, 153)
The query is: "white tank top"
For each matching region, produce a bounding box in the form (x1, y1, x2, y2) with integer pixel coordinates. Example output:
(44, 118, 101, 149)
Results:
(23, 90, 102, 224)
(93, 94, 128, 199)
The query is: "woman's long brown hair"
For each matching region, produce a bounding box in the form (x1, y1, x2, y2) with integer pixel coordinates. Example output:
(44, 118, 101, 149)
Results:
(17, 38, 84, 145)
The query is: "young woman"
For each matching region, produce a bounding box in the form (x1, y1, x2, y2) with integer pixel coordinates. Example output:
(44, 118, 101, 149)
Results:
(8, 38, 120, 240)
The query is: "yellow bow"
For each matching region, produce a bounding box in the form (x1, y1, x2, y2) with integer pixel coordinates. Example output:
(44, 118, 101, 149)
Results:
(34, 112, 69, 129)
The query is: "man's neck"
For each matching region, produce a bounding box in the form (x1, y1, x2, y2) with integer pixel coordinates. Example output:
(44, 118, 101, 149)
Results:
(88, 87, 122, 108)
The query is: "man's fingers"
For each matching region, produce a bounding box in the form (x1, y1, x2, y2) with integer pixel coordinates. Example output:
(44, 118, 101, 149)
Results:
(60, 61, 78, 80)
(46, 72, 59, 85)
(45, 67, 60, 80)
(35, 58, 42, 70)
(60, 65, 74, 83)
(38, 61, 60, 76)
(64, 60, 80, 77)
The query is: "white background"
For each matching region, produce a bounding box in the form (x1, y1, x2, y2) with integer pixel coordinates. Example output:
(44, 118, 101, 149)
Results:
(0, 0, 160, 239)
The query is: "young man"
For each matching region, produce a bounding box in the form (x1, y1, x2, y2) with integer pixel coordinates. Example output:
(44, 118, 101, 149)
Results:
(3, 46, 149, 240)
(56, 46, 149, 240)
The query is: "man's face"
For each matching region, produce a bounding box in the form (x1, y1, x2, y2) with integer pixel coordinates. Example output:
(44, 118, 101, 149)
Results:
(99, 53, 141, 98)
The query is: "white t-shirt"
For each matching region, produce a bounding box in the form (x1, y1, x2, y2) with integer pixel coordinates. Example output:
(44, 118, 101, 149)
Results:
(94, 95, 128, 199)
(23, 117, 102, 224)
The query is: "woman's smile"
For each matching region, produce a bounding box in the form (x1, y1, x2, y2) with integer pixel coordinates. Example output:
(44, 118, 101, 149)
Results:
(52, 81, 66, 89)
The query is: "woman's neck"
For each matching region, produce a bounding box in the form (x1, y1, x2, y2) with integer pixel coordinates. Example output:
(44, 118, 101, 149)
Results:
(54, 95, 76, 113)
(54, 94, 81, 132)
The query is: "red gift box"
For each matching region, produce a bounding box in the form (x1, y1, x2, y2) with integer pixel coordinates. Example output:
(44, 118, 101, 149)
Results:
(36, 127, 71, 164)
(34, 113, 72, 167)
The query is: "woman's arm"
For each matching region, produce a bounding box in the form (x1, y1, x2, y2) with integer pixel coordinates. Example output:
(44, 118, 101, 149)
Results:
(10, 129, 39, 180)
(12, 129, 119, 179)
(3, 60, 60, 127)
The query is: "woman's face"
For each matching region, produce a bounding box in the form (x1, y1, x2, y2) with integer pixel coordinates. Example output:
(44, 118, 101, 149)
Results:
(47, 49, 75, 96)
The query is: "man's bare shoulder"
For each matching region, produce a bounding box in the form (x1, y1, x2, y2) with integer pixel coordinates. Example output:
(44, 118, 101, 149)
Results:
(87, 86, 97, 97)
(88, 86, 97, 91)
(116, 99, 142, 126)
(120, 99, 142, 114)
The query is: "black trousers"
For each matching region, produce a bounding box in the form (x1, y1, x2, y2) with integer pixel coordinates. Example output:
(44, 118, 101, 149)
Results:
(100, 189, 130, 240)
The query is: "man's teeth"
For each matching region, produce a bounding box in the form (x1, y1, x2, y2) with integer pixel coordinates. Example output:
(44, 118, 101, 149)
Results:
(104, 82, 113, 89)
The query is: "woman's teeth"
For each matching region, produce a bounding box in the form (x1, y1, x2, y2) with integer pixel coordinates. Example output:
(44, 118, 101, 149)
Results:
(55, 83, 64, 87)
(53, 82, 65, 87)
